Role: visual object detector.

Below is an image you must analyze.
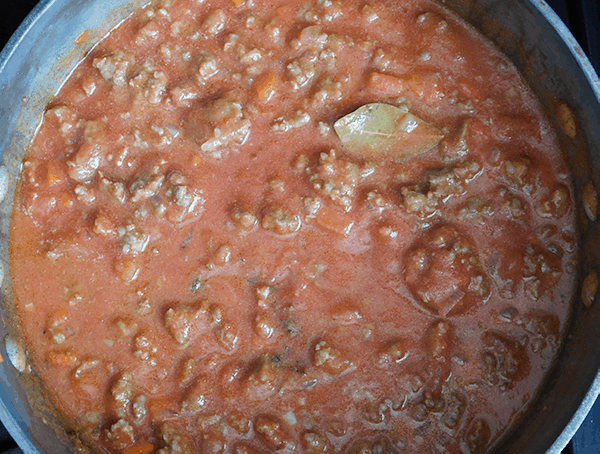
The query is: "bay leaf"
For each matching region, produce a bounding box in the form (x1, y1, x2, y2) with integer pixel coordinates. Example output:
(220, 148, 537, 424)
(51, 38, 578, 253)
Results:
(333, 103, 444, 161)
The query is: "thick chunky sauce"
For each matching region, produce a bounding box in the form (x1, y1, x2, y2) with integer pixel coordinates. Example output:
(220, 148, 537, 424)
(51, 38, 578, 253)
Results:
(9, 0, 578, 452)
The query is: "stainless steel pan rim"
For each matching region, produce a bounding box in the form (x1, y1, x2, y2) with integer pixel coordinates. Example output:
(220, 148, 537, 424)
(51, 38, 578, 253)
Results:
(549, 374, 600, 453)
(530, 0, 600, 100)
(533, 3, 600, 452)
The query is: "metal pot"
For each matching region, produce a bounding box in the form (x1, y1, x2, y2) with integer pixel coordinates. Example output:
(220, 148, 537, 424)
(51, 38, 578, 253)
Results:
(0, 0, 598, 452)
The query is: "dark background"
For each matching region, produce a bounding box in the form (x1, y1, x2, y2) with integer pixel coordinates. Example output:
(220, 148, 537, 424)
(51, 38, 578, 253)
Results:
(0, 0, 598, 453)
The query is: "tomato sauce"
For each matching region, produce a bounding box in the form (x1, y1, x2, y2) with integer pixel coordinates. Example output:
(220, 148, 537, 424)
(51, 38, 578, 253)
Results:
(9, 0, 578, 452)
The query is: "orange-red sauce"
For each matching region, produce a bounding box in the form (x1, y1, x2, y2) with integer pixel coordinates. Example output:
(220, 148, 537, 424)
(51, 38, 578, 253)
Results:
(10, 0, 577, 452)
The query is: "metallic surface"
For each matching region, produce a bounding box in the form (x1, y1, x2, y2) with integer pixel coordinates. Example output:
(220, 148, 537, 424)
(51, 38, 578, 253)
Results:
(0, 0, 598, 452)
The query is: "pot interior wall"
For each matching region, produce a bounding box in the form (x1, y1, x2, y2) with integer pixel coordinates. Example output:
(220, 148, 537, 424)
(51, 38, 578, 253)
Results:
(0, 0, 598, 452)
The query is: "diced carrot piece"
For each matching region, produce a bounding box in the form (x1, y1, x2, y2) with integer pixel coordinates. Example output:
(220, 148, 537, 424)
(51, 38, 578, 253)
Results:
(403, 74, 427, 98)
(52, 308, 69, 324)
(47, 161, 62, 186)
(368, 72, 408, 97)
(369, 72, 443, 102)
(404, 72, 446, 102)
(61, 193, 74, 208)
(255, 72, 278, 102)
(315, 205, 355, 237)
(74, 30, 90, 45)
(116, 258, 141, 283)
(193, 155, 202, 167)
(46, 350, 78, 367)
(231, 0, 245, 7)
(373, 72, 424, 97)
(557, 103, 577, 138)
(124, 442, 155, 454)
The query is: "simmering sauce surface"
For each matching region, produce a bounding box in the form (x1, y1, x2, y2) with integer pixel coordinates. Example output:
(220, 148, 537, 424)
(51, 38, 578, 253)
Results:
(9, 0, 578, 452)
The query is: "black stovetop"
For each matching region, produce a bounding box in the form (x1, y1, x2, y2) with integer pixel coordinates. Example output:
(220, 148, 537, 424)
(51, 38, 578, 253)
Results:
(0, 0, 598, 453)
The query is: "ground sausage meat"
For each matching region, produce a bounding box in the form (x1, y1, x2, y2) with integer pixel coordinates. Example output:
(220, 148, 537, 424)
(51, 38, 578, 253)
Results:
(10, 0, 577, 453)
